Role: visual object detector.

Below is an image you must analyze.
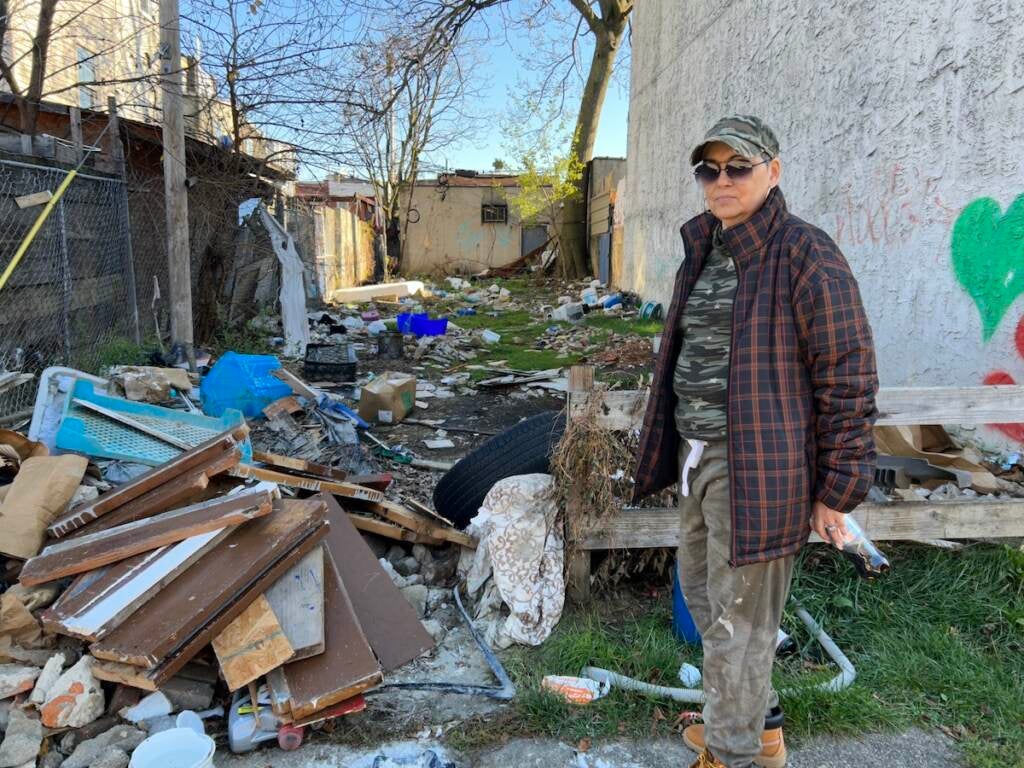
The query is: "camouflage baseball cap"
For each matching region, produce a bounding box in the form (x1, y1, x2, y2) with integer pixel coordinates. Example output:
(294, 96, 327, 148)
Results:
(690, 115, 780, 166)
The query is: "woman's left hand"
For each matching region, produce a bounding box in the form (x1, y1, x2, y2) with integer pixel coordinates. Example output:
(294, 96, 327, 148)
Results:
(811, 501, 848, 549)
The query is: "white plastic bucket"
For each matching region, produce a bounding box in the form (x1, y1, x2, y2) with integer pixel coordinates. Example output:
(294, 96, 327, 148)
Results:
(129, 728, 215, 768)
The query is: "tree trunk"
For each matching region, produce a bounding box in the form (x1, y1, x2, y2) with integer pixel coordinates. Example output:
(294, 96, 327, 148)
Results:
(21, 0, 58, 136)
(558, 8, 629, 279)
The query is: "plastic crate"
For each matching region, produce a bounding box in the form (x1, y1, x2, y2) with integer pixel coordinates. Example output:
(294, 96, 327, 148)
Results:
(303, 344, 357, 382)
(200, 352, 292, 419)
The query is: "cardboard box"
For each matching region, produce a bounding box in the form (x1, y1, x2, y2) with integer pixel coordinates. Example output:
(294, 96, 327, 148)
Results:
(358, 372, 417, 424)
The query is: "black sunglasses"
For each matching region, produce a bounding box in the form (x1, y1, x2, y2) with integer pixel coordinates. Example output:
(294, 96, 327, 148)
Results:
(693, 158, 770, 185)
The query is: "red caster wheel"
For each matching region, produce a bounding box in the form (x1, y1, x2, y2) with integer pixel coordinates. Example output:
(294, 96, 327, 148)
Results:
(277, 725, 305, 750)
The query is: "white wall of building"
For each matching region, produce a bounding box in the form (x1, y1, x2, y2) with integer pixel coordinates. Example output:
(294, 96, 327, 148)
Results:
(622, 0, 1024, 431)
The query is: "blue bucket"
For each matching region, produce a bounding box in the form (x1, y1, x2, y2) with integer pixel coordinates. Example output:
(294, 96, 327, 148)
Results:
(672, 562, 702, 645)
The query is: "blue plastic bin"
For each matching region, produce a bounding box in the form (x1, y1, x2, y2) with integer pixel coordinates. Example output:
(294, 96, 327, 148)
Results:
(397, 313, 448, 336)
(411, 315, 448, 336)
(200, 352, 293, 419)
(672, 562, 702, 645)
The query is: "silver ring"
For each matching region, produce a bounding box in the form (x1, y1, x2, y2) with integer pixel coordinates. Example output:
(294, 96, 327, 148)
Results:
(825, 524, 838, 532)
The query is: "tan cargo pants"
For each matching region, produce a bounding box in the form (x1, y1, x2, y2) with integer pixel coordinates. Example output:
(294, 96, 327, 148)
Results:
(677, 440, 794, 768)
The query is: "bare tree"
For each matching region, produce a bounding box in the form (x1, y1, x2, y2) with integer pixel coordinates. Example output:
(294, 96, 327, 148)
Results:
(180, 0, 372, 177)
(399, 0, 633, 279)
(338, 33, 483, 275)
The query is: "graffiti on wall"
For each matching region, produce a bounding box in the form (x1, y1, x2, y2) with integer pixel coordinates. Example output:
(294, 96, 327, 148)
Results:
(952, 193, 1024, 440)
(832, 164, 956, 247)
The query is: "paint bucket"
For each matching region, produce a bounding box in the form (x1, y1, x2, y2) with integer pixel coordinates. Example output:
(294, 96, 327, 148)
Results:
(129, 728, 215, 768)
(377, 331, 405, 359)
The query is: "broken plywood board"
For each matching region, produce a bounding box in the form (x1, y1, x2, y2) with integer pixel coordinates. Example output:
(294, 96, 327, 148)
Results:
(46, 429, 246, 538)
(271, 547, 382, 721)
(91, 660, 217, 693)
(231, 463, 384, 502)
(264, 546, 325, 661)
(20, 490, 273, 586)
(212, 594, 295, 691)
(90, 498, 327, 671)
(252, 450, 348, 482)
(40, 529, 233, 641)
(319, 494, 434, 671)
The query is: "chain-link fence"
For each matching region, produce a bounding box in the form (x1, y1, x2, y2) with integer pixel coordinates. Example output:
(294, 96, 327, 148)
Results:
(0, 156, 139, 420)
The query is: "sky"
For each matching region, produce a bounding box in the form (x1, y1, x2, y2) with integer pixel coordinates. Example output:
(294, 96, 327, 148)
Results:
(427, 16, 631, 174)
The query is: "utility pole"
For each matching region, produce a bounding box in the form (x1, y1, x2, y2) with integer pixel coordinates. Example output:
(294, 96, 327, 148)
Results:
(159, 0, 194, 367)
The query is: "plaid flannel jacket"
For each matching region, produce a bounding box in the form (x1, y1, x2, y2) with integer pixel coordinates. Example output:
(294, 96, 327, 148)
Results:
(632, 188, 879, 566)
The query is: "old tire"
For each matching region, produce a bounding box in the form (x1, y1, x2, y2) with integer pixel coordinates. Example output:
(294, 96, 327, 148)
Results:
(433, 410, 566, 529)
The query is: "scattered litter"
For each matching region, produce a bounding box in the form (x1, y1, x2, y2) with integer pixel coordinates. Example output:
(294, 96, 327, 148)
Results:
(541, 674, 610, 705)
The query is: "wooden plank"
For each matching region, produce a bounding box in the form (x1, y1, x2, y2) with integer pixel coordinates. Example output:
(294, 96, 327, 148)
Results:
(21, 491, 273, 586)
(579, 500, 1024, 550)
(346, 498, 476, 548)
(266, 667, 292, 717)
(71, 398, 192, 449)
(212, 594, 295, 691)
(570, 386, 1024, 431)
(271, 368, 319, 401)
(46, 431, 245, 538)
(145, 522, 325, 687)
(273, 547, 382, 721)
(90, 498, 327, 670)
(264, 546, 325, 661)
(15, 191, 53, 209)
(261, 397, 304, 419)
(231, 464, 384, 502)
(67, 447, 242, 538)
(319, 494, 435, 671)
(252, 451, 348, 481)
(40, 528, 232, 641)
(347, 473, 393, 492)
(348, 515, 445, 545)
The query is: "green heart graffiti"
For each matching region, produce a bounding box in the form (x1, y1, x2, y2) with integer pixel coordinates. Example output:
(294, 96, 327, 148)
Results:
(952, 194, 1024, 341)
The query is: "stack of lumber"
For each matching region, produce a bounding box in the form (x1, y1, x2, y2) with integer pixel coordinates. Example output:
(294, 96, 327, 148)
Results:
(17, 424, 466, 725)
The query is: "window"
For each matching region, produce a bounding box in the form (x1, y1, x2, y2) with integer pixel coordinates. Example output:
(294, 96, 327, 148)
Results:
(481, 203, 508, 224)
(76, 48, 96, 109)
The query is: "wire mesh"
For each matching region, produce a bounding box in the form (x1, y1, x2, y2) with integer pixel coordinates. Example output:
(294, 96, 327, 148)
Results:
(0, 157, 138, 418)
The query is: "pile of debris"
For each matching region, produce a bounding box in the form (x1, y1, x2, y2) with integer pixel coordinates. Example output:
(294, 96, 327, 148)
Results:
(0, 357, 485, 761)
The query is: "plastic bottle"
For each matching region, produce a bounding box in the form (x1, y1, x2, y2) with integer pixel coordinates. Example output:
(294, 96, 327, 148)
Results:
(581, 286, 599, 306)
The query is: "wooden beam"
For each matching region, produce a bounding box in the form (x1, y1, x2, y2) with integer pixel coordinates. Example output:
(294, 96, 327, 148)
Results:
(569, 385, 1024, 431)
(46, 431, 245, 538)
(346, 498, 476, 548)
(20, 491, 273, 586)
(347, 515, 445, 545)
(579, 499, 1024, 550)
(271, 368, 319, 401)
(40, 529, 232, 641)
(230, 464, 384, 503)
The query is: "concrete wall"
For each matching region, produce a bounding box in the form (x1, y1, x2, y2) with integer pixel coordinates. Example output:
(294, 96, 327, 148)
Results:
(402, 185, 524, 275)
(315, 203, 375, 295)
(623, 0, 1024, 425)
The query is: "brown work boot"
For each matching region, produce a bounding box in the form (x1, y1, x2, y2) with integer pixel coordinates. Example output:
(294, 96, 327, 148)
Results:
(683, 724, 786, 768)
(688, 749, 727, 768)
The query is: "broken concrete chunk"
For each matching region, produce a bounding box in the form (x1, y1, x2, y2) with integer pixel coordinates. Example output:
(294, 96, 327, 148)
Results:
(421, 619, 445, 642)
(0, 708, 42, 768)
(400, 585, 428, 619)
(118, 692, 172, 724)
(89, 748, 128, 768)
(378, 558, 408, 589)
(158, 678, 213, 712)
(0, 665, 40, 700)
(385, 545, 406, 566)
(411, 544, 432, 566)
(395, 557, 420, 578)
(61, 726, 146, 768)
(39, 751, 63, 768)
(40, 657, 104, 729)
(28, 653, 65, 706)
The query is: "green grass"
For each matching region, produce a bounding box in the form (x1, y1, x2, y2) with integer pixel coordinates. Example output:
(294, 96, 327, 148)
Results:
(583, 314, 664, 337)
(505, 543, 1024, 767)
